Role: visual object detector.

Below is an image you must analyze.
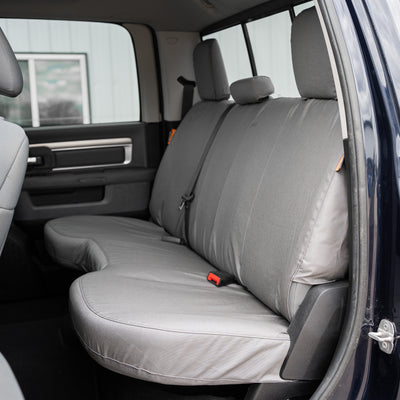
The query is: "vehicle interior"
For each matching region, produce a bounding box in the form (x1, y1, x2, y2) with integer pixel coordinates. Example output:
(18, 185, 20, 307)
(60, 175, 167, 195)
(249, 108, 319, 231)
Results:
(0, 0, 358, 399)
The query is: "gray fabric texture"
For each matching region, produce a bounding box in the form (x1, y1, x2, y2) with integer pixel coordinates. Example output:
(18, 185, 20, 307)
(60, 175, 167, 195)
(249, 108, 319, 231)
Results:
(193, 39, 230, 101)
(46, 37, 232, 263)
(49, 204, 292, 385)
(188, 97, 348, 321)
(45, 216, 166, 272)
(287, 282, 312, 320)
(291, 8, 336, 99)
(45, 9, 348, 386)
(149, 100, 231, 237)
(0, 354, 25, 400)
(0, 119, 28, 253)
(230, 76, 274, 105)
(0, 29, 23, 97)
(69, 247, 290, 386)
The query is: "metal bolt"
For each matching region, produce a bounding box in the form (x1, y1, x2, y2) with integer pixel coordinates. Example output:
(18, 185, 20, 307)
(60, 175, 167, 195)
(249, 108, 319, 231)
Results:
(383, 323, 389, 331)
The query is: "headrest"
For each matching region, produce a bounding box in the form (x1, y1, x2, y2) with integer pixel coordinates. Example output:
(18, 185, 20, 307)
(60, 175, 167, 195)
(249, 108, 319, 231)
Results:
(230, 76, 274, 105)
(0, 29, 23, 98)
(291, 8, 336, 99)
(193, 39, 230, 101)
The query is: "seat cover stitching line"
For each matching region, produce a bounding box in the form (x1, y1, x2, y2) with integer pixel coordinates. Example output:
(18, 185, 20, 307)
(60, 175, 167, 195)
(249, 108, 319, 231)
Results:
(76, 328, 280, 384)
(77, 277, 289, 341)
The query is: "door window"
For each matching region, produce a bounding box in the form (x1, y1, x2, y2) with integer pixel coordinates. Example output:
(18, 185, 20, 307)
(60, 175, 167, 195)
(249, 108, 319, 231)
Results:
(0, 19, 140, 127)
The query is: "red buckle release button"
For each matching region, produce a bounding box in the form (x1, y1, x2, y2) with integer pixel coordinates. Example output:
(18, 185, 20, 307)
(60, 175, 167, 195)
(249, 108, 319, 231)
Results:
(207, 271, 235, 287)
(207, 272, 221, 286)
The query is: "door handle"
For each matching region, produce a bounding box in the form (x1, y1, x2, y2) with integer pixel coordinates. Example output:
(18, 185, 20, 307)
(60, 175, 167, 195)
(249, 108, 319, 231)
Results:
(27, 156, 43, 166)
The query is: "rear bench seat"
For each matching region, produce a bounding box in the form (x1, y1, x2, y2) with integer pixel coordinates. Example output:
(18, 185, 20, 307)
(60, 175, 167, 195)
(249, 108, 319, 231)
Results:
(45, 8, 349, 387)
(44, 38, 232, 271)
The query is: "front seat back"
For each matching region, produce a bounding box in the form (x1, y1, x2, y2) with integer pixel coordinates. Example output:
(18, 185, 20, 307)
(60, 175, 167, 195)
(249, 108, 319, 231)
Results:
(0, 28, 28, 254)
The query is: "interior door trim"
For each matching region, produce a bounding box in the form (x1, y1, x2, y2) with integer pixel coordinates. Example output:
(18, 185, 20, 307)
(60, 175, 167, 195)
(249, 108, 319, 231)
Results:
(29, 137, 132, 171)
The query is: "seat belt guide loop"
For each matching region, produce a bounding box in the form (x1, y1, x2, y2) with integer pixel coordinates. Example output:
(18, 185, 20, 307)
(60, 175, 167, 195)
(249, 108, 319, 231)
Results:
(177, 76, 196, 88)
(179, 193, 194, 211)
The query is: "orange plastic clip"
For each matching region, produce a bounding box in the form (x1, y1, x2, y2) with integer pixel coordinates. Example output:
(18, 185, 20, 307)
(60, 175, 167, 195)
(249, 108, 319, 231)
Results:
(168, 129, 177, 145)
(335, 154, 345, 172)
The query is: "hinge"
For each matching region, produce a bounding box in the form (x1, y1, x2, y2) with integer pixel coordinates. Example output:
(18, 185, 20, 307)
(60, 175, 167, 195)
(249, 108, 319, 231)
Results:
(368, 319, 398, 354)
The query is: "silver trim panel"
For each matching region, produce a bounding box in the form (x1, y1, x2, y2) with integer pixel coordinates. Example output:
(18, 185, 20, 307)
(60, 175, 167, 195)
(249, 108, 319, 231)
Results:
(30, 138, 133, 171)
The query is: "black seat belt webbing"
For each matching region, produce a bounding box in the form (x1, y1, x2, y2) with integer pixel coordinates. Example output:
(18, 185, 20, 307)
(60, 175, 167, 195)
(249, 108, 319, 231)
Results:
(179, 103, 235, 244)
(177, 76, 196, 119)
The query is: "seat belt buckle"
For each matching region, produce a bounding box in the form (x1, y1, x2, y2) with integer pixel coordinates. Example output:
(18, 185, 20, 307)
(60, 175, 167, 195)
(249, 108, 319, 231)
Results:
(179, 193, 194, 211)
(207, 271, 236, 287)
(162, 235, 184, 245)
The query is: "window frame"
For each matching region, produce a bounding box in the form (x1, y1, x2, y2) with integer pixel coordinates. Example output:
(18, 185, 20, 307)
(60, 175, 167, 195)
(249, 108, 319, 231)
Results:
(201, 1, 313, 79)
(16, 53, 90, 127)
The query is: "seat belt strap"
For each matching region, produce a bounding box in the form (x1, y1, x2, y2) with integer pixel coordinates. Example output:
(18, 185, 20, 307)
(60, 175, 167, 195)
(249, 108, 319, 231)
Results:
(179, 103, 234, 244)
(177, 76, 196, 119)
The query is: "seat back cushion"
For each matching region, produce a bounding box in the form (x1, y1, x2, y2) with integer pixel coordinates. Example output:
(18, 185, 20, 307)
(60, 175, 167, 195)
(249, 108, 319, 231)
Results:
(0, 28, 28, 254)
(188, 8, 349, 321)
(149, 39, 230, 237)
(0, 120, 28, 254)
(0, 28, 23, 97)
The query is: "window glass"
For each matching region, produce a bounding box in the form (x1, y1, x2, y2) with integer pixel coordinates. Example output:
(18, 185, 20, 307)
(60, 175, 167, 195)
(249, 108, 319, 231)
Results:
(0, 61, 32, 126)
(294, 1, 314, 15)
(36, 58, 86, 126)
(204, 25, 252, 85)
(247, 11, 299, 97)
(0, 19, 140, 127)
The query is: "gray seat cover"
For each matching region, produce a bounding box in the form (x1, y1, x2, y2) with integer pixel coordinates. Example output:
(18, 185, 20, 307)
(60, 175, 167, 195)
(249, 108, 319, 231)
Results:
(0, 28, 23, 98)
(149, 100, 230, 237)
(0, 120, 28, 254)
(148, 38, 231, 237)
(0, 28, 28, 254)
(64, 8, 347, 385)
(0, 30, 27, 395)
(46, 216, 165, 272)
(45, 39, 231, 268)
(70, 244, 290, 385)
(188, 96, 348, 320)
(0, 354, 24, 400)
(230, 76, 274, 105)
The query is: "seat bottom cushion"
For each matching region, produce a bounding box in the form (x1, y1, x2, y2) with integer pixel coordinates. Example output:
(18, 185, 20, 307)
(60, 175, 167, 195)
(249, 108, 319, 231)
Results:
(48, 216, 291, 385)
(70, 241, 290, 386)
(45, 216, 166, 272)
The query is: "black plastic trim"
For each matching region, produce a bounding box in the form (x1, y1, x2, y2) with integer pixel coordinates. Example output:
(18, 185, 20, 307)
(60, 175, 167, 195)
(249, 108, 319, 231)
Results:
(201, 0, 304, 36)
(281, 281, 349, 381)
(241, 24, 257, 76)
(289, 6, 296, 21)
(245, 381, 319, 400)
(26, 121, 162, 169)
(22, 168, 156, 191)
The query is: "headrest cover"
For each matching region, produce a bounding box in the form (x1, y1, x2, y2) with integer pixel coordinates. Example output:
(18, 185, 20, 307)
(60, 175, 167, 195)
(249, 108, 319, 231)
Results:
(291, 8, 336, 99)
(193, 39, 230, 101)
(0, 29, 22, 98)
(230, 76, 274, 105)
